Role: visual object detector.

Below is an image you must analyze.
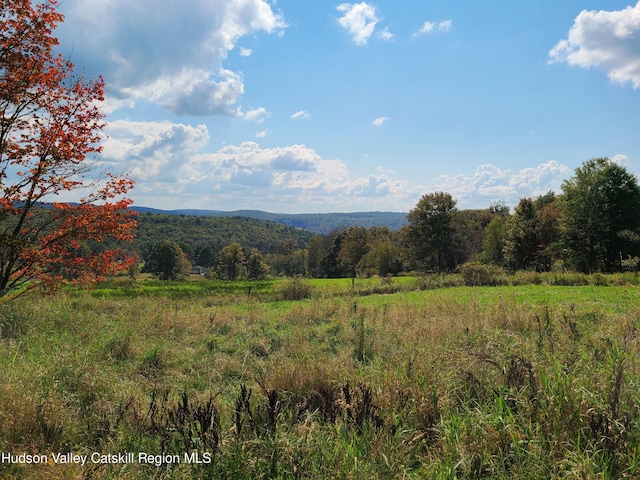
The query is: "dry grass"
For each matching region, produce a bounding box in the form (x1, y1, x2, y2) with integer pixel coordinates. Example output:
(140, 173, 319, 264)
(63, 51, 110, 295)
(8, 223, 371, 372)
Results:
(1, 281, 640, 478)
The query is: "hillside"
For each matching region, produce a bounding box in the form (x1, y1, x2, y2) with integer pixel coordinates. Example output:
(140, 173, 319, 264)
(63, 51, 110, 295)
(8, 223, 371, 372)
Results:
(132, 212, 314, 258)
(130, 207, 407, 234)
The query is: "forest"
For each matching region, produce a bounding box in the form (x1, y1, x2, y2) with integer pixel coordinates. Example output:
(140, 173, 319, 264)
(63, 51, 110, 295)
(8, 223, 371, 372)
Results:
(131, 158, 640, 282)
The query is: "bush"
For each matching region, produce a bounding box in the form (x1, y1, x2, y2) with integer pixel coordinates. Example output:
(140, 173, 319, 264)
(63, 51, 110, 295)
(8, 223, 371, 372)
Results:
(590, 272, 610, 286)
(542, 272, 589, 286)
(512, 270, 542, 285)
(278, 277, 313, 301)
(459, 262, 505, 286)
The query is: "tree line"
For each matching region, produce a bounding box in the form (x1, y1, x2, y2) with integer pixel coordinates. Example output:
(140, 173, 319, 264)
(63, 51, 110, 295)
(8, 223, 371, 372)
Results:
(400, 157, 640, 275)
(142, 158, 640, 281)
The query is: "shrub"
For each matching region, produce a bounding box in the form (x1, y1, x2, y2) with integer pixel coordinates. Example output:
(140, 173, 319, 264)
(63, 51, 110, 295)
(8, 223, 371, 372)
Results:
(277, 277, 313, 301)
(459, 262, 505, 286)
(512, 270, 542, 285)
(590, 272, 610, 286)
(543, 271, 590, 286)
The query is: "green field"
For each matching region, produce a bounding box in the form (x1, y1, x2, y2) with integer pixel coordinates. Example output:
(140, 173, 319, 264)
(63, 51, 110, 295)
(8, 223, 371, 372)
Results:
(1, 276, 640, 479)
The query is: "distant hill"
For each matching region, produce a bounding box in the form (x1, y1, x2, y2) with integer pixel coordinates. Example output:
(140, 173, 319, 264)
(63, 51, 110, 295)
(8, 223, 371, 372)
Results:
(130, 207, 408, 234)
(133, 212, 314, 259)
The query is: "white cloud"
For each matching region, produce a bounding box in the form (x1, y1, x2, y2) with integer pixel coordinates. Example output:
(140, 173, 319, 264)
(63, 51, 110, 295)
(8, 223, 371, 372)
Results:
(56, 0, 286, 114)
(239, 47, 253, 57)
(549, 2, 640, 88)
(256, 129, 271, 138)
(164, 68, 246, 116)
(192, 142, 386, 197)
(101, 123, 423, 211)
(438, 20, 452, 32)
(291, 110, 311, 120)
(429, 161, 571, 208)
(243, 107, 269, 123)
(417, 22, 436, 35)
(100, 120, 581, 212)
(610, 154, 630, 166)
(414, 20, 453, 37)
(379, 27, 393, 41)
(372, 117, 388, 126)
(337, 2, 379, 46)
(102, 120, 210, 182)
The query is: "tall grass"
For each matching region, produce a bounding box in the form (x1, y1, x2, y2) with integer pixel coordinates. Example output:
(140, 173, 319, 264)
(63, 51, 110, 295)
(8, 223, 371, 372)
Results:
(1, 279, 639, 478)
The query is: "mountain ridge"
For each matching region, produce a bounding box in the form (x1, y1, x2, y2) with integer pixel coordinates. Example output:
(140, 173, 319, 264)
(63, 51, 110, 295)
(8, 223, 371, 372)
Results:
(130, 206, 408, 234)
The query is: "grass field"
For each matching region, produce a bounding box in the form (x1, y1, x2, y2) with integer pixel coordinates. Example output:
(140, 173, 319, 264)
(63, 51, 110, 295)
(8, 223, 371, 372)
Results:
(1, 275, 639, 479)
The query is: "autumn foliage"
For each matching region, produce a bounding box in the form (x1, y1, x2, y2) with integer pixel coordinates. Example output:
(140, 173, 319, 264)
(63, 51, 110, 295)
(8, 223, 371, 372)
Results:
(0, 0, 136, 297)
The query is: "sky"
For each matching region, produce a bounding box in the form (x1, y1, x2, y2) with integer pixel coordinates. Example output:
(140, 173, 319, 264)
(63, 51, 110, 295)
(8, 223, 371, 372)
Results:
(53, 0, 640, 213)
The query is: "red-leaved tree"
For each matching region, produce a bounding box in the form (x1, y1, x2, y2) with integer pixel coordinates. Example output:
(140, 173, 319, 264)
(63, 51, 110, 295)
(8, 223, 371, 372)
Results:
(0, 0, 136, 298)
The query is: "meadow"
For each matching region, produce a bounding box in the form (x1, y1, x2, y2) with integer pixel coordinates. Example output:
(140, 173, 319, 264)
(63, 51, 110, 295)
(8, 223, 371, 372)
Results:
(1, 274, 639, 479)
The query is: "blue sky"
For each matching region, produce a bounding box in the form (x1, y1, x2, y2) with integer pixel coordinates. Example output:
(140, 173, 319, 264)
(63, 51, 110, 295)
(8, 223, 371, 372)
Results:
(55, 0, 640, 213)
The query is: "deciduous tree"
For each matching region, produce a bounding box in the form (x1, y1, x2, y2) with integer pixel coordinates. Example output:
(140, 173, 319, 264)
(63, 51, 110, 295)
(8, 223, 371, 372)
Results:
(338, 226, 369, 278)
(218, 242, 245, 280)
(143, 240, 190, 280)
(560, 158, 640, 273)
(503, 193, 560, 272)
(306, 235, 332, 278)
(404, 192, 457, 272)
(503, 198, 539, 271)
(481, 216, 507, 266)
(0, 0, 136, 297)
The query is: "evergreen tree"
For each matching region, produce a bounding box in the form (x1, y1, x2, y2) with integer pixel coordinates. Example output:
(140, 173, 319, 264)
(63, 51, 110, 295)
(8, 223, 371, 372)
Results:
(246, 248, 269, 280)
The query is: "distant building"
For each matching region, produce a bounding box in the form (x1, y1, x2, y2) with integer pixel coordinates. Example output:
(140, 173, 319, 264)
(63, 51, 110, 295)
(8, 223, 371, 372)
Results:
(191, 265, 207, 276)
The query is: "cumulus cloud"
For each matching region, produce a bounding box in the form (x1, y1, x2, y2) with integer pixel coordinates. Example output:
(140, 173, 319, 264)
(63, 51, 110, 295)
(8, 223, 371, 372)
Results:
(291, 110, 311, 120)
(337, 2, 380, 45)
(413, 20, 453, 37)
(549, 2, 640, 88)
(256, 129, 271, 138)
(243, 107, 270, 123)
(164, 69, 245, 116)
(193, 143, 351, 195)
(100, 121, 423, 211)
(102, 120, 210, 182)
(239, 47, 253, 57)
(429, 161, 571, 208)
(99, 120, 580, 212)
(56, 0, 286, 114)
(372, 117, 388, 126)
